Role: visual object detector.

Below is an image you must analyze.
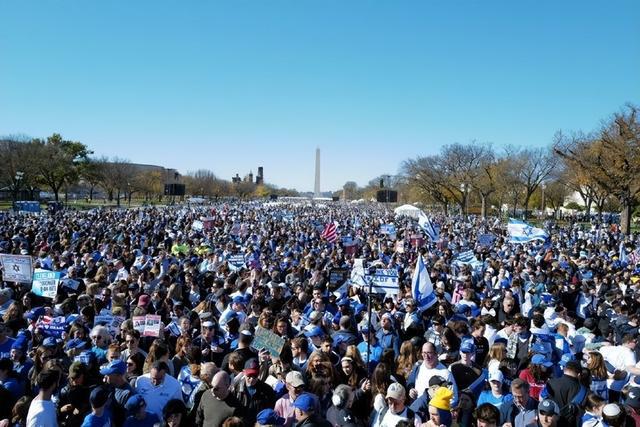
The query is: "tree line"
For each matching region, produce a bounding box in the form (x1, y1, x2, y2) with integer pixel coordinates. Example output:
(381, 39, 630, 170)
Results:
(0, 134, 299, 206)
(337, 104, 639, 234)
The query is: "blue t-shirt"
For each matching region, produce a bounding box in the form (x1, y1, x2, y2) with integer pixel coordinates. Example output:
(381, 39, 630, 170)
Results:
(477, 391, 513, 410)
(123, 412, 161, 427)
(81, 410, 112, 427)
(0, 337, 15, 359)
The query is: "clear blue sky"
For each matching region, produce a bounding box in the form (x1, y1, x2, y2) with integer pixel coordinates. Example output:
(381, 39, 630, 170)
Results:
(1, 1, 638, 192)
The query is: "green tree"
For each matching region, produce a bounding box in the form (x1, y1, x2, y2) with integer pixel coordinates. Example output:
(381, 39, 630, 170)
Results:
(31, 133, 92, 201)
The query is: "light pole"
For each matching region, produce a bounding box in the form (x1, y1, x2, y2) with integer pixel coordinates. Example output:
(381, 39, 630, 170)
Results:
(459, 183, 467, 216)
(540, 182, 546, 216)
(15, 171, 24, 201)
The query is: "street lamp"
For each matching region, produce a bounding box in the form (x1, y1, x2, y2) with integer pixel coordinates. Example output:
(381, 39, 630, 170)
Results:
(540, 182, 546, 216)
(459, 183, 467, 216)
(15, 171, 24, 201)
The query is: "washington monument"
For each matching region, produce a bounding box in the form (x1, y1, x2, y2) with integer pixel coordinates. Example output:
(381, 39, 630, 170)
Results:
(314, 147, 321, 198)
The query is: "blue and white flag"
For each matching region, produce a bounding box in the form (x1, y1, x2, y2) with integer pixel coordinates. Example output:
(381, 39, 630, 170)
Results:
(412, 255, 437, 311)
(507, 218, 548, 243)
(418, 214, 440, 241)
(454, 250, 484, 271)
(620, 241, 628, 264)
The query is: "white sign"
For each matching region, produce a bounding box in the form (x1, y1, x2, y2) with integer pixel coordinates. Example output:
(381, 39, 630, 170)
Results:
(191, 220, 204, 231)
(0, 254, 33, 282)
(32, 269, 61, 298)
(144, 315, 162, 337)
(366, 269, 399, 295)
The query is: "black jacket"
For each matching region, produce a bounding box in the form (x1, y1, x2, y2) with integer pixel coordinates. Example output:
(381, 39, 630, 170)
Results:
(546, 374, 582, 408)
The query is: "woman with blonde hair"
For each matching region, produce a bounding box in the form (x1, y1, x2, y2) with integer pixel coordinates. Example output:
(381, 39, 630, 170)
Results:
(344, 345, 367, 373)
(485, 342, 506, 373)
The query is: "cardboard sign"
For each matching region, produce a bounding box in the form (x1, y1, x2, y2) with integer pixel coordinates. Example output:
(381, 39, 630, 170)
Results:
(227, 254, 246, 271)
(329, 268, 350, 289)
(133, 316, 146, 333)
(365, 268, 399, 295)
(0, 254, 33, 282)
(32, 269, 61, 299)
(62, 278, 81, 291)
(252, 326, 286, 357)
(38, 316, 67, 338)
(144, 315, 162, 337)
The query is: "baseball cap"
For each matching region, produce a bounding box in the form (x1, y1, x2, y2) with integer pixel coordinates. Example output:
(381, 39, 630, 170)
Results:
(625, 387, 640, 409)
(43, 337, 58, 348)
(538, 399, 560, 416)
(100, 360, 127, 376)
(293, 394, 315, 412)
(256, 409, 285, 426)
(531, 342, 549, 355)
(429, 376, 447, 387)
(531, 354, 553, 368)
(138, 295, 150, 307)
(304, 326, 324, 338)
(64, 338, 88, 351)
(286, 371, 305, 387)
(488, 370, 504, 383)
(232, 295, 246, 305)
(460, 340, 476, 354)
(125, 394, 146, 413)
(90, 385, 110, 408)
(243, 358, 260, 376)
(25, 307, 46, 321)
(386, 383, 405, 401)
(559, 353, 575, 367)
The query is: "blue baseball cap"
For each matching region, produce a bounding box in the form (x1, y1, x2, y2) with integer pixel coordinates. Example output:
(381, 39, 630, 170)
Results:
(43, 337, 59, 348)
(125, 394, 146, 412)
(293, 394, 315, 412)
(256, 409, 285, 426)
(559, 353, 575, 367)
(304, 326, 324, 338)
(99, 360, 127, 376)
(26, 307, 46, 321)
(531, 354, 553, 368)
(64, 338, 88, 351)
(460, 340, 477, 354)
(232, 296, 246, 305)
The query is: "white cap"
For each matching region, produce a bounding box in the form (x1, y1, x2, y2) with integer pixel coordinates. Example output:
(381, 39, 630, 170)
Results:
(488, 370, 504, 383)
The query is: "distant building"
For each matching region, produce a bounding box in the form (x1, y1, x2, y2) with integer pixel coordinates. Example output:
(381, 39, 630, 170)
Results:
(232, 166, 265, 185)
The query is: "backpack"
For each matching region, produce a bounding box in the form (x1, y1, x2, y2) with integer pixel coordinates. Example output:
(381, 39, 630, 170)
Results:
(559, 385, 587, 427)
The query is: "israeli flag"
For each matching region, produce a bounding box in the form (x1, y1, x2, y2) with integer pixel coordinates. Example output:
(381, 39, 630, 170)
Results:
(418, 213, 440, 241)
(412, 255, 437, 311)
(507, 218, 548, 243)
(620, 241, 628, 264)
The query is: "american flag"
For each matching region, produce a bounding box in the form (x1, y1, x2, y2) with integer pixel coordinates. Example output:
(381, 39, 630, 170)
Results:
(321, 222, 338, 243)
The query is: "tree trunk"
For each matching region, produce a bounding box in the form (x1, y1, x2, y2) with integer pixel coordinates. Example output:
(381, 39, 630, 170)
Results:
(480, 194, 487, 218)
(116, 190, 121, 207)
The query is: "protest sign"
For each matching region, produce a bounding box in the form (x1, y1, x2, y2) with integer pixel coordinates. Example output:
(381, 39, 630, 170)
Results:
(144, 315, 162, 337)
(32, 269, 61, 299)
(350, 259, 367, 287)
(191, 220, 204, 231)
(0, 254, 33, 282)
(252, 326, 286, 357)
(38, 316, 67, 338)
(227, 254, 246, 271)
(380, 224, 397, 238)
(203, 217, 215, 231)
(329, 268, 350, 290)
(62, 278, 81, 291)
(133, 316, 146, 333)
(365, 268, 399, 295)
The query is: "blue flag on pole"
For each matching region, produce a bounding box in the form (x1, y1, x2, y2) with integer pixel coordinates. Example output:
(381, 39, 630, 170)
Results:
(412, 255, 437, 311)
(620, 241, 628, 265)
(507, 218, 548, 243)
(418, 214, 440, 241)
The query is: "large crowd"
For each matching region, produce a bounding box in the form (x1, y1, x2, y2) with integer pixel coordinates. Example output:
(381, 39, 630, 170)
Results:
(0, 201, 640, 427)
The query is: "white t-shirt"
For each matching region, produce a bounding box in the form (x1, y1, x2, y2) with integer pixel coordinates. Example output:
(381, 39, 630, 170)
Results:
(414, 362, 454, 397)
(27, 398, 58, 427)
(135, 373, 183, 417)
(600, 345, 636, 392)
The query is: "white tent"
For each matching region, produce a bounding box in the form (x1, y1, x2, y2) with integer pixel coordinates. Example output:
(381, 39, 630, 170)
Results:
(393, 204, 423, 219)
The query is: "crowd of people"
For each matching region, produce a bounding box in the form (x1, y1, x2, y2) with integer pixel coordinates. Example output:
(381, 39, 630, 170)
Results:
(0, 201, 639, 427)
